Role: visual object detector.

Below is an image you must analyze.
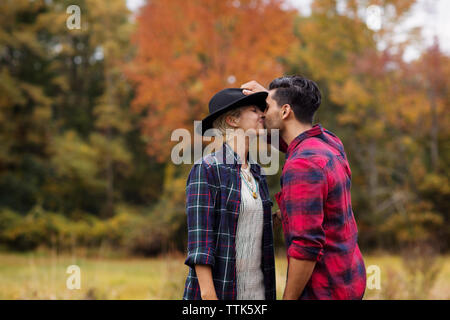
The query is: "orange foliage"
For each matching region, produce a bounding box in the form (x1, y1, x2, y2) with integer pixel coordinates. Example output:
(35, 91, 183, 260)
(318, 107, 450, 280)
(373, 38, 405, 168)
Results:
(126, 0, 297, 161)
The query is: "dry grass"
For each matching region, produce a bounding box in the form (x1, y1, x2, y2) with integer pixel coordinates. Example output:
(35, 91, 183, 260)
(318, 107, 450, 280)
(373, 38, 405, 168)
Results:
(0, 249, 448, 300)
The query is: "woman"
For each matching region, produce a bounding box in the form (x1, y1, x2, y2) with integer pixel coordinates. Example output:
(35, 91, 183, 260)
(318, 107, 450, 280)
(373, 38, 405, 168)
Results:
(182, 88, 276, 300)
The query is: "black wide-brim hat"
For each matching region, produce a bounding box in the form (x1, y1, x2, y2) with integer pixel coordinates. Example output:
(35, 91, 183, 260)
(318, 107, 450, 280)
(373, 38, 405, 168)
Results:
(199, 88, 268, 136)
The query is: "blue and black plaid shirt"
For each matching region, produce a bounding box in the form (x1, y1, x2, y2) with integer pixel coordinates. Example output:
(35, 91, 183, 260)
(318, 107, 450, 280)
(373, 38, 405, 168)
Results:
(183, 142, 276, 300)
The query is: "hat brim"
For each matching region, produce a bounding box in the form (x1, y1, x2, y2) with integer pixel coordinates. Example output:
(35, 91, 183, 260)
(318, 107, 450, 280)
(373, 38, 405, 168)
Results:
(198, 91, 268, 136)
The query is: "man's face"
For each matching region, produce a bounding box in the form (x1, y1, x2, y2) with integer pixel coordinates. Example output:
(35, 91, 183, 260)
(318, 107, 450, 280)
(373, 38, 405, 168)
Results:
(263, 89, 283, 130)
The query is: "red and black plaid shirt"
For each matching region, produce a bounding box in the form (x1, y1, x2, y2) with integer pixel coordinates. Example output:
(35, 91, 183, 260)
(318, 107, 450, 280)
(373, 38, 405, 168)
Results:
(275, 124, 366, 299)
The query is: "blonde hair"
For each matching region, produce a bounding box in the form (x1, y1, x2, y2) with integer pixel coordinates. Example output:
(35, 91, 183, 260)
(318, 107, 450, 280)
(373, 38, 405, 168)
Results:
(212, 107, 242, 136)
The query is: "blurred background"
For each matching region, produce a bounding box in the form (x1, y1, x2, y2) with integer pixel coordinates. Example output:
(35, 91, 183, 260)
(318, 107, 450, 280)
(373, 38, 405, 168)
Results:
(0, 0, 448, 299)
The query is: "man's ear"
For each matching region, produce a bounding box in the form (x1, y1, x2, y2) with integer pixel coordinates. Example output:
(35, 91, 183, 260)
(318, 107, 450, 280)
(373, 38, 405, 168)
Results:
(281, 104, 292, 120)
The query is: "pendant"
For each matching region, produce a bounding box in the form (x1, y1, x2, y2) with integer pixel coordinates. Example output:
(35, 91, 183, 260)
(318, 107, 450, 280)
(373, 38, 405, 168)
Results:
(252, 192, 258, 199)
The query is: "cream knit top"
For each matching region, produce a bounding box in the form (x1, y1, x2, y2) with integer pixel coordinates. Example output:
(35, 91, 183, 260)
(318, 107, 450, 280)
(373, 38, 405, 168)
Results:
(235, 165, 265, 300)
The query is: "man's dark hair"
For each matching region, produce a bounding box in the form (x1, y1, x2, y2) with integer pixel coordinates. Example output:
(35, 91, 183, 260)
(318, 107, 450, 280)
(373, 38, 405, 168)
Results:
(268, 75, 321, 124)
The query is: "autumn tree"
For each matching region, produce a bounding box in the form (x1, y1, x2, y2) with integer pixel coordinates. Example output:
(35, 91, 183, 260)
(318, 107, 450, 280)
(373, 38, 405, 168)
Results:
(125, 0, 298, 251)
(0, 0, 159, 218)
(39, 0, 135, 217)
(127, 0, 297, 162)
(282, 0, 448, 249)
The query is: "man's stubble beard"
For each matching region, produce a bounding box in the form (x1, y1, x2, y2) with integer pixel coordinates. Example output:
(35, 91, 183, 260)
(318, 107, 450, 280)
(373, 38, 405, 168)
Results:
(264, 117, 283, 131)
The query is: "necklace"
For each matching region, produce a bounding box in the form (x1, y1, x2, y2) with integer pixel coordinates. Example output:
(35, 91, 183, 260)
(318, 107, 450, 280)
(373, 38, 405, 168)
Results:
(240, 167, 258, 199)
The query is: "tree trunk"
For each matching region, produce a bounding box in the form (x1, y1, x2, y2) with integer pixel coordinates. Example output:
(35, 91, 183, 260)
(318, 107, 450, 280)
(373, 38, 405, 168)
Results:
(428, 86, 439, 172)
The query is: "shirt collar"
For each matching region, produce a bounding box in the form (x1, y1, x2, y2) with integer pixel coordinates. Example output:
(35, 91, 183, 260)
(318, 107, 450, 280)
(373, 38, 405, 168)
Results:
(222, 142, 261, 178)
(286, 124, 324, 159)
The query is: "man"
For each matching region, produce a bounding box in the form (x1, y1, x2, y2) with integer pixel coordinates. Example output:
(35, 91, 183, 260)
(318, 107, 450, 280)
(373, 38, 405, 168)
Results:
(241, 76, 366, 300)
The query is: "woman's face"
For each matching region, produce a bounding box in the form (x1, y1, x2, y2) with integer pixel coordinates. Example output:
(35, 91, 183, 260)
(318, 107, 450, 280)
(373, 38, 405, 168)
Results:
(230, 105, 265, 135)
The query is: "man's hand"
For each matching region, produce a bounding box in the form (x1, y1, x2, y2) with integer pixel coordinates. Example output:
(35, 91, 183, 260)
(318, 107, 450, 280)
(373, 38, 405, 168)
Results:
(240, 80, 268, 95)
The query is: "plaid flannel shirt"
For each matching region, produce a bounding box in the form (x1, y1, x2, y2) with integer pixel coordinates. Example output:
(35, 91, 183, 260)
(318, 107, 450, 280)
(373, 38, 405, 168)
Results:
(275, 124, 366, 300)
(183, 142, 276, 300)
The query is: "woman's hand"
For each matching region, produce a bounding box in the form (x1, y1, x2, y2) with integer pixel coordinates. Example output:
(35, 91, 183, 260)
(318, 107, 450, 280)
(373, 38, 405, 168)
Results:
(195, 264, 219, 300)
(201, 290, 219, 300)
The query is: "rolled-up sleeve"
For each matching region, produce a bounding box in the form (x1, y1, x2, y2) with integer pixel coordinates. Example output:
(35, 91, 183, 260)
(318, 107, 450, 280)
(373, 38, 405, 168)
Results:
(184, 162, 218, 268)
(282, 158, 327, 261)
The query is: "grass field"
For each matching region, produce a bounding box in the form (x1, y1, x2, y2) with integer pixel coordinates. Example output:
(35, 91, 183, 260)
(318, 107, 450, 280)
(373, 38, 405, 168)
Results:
(1, 249, 449, 300)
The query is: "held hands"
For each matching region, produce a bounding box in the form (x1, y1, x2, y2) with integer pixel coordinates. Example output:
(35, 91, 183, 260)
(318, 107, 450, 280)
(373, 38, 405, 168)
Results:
(240, 80, 268, 95)
(272, 209, 282, 228)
